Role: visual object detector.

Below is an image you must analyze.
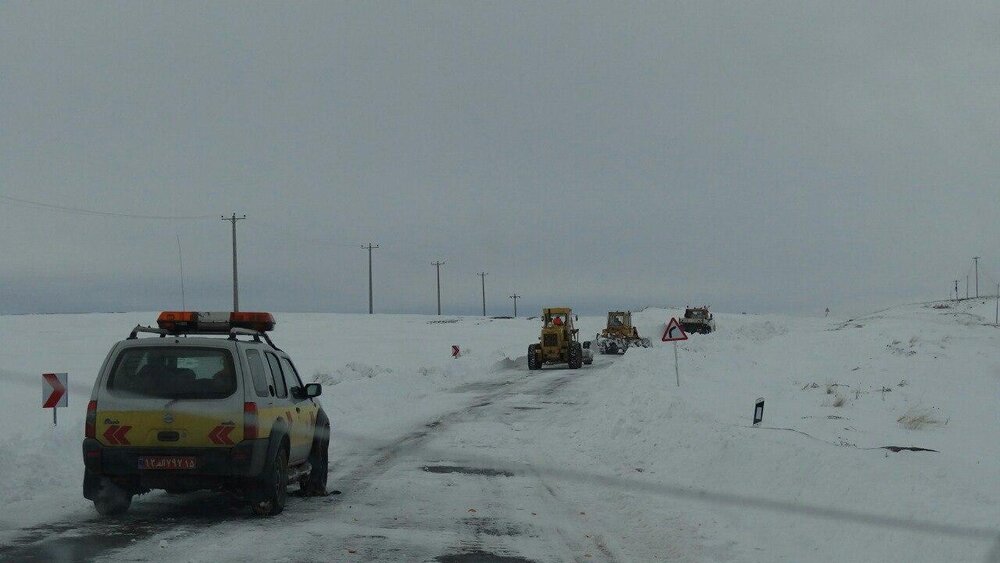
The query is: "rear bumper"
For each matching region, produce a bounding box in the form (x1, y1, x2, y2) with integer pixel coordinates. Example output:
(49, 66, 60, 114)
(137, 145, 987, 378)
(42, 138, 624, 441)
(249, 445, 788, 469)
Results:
(82, 438, 269, 481)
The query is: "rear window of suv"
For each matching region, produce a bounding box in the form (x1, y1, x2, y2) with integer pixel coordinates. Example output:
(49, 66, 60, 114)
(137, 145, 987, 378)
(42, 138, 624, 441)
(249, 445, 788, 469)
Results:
(107, 347, 237, 399)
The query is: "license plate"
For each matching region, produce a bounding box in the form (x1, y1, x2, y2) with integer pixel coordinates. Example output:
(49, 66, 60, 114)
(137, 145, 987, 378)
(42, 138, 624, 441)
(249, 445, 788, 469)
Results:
(138, 456, 197, 470)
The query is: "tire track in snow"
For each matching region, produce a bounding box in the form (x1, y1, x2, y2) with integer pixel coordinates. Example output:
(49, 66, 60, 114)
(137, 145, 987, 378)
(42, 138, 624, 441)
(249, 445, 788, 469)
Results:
(285, 366, 618, 561)
(534, 476, 621, 563)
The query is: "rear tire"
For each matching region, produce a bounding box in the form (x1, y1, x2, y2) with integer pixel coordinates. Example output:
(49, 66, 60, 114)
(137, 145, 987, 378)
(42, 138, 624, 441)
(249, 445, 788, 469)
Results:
(93, 479, 132, 517)
(527, 344, 541, 370)
(250, 446, 288, 516)
(568, 342, 583, 369)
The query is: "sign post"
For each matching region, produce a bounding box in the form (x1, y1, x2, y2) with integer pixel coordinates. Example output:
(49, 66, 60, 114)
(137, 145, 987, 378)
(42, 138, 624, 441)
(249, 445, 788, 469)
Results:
(673, 343, 679, 386)
(661, 318, 688, 386)
(43, 373, 68, 426)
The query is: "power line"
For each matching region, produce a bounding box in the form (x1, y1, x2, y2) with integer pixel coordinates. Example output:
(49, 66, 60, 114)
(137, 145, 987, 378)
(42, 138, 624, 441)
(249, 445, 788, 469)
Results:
(0, 194, 217, 220)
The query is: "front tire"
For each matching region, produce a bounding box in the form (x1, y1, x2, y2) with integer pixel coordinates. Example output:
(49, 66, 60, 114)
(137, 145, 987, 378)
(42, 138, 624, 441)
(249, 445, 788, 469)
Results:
(527, 344, 541, 370)
(301, 421, 330, 496)
(251, 446, 288, 516)
(568, 342, 583, 369)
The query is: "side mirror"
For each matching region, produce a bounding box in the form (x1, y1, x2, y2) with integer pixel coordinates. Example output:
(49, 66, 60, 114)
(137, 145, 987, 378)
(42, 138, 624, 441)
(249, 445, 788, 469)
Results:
(574, 315, 578, 321)
(304, 383, 322, 398)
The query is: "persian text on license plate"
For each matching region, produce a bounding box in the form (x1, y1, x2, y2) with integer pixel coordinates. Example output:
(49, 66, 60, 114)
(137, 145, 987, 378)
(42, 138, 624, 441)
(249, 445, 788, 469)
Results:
(138, 456, 197, 470)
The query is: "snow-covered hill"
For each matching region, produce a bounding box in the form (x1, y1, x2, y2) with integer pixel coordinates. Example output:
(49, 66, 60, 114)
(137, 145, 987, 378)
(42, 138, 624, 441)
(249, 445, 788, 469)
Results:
(0, 303, 997, 561)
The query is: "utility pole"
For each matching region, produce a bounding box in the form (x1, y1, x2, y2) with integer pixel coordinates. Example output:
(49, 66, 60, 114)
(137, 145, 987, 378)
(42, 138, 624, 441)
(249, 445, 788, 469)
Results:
(954, 280, 959, 301)
(478, 272, 488, 316)
(363, 243, 379, 314)
(973, 256, 980, 298)
(221, 213, 246, 311)
(966, 275, 969, 299)
(509, 293, 520, 317)
(177, 235, 186, 310)
(432, 260, 445, 315)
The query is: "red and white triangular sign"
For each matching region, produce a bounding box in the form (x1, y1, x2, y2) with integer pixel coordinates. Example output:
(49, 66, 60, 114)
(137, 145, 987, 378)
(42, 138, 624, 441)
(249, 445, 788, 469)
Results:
(662, 318, 688, 342)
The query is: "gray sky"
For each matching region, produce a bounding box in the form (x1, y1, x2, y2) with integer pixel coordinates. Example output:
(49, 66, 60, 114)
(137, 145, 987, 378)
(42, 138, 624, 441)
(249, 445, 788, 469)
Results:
(2, 2, 999, 317)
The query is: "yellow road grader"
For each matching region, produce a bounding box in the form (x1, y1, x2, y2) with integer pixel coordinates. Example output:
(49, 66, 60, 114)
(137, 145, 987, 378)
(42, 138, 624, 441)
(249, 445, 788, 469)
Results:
(528, 307, 591, 370)
(594, 311, 652, 354)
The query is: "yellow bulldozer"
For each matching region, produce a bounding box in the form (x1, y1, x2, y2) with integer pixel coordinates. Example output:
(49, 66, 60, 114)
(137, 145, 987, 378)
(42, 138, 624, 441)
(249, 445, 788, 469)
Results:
(595, 311, 652, 354)
(528, 307, 591, 370)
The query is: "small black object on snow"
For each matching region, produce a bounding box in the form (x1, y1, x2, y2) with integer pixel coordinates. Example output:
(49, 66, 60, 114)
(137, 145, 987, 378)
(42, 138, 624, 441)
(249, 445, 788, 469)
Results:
(880, 446, 938, 453)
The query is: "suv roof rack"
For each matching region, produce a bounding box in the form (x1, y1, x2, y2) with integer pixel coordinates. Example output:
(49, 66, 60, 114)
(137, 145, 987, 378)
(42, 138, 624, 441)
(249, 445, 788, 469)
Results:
(127, 324, 283, 351)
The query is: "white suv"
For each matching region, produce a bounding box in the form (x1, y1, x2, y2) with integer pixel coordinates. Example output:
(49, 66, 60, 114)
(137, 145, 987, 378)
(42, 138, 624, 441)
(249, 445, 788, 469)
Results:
(82, 311, 330, 516)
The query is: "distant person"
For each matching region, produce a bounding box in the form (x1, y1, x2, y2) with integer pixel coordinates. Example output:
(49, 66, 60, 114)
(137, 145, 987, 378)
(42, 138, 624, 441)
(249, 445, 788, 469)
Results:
(553, 316, 563, 326)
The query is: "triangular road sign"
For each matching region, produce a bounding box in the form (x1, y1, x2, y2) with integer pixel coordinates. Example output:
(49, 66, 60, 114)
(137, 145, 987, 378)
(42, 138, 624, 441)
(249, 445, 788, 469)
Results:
(662, 317, 688, 342)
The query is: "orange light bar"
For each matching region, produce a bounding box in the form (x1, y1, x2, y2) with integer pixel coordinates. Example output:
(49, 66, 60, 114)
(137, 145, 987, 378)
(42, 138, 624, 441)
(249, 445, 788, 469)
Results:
(157, 311, 199, 331)
(230, 312, 276, 332)
(155, 311, 275, 333)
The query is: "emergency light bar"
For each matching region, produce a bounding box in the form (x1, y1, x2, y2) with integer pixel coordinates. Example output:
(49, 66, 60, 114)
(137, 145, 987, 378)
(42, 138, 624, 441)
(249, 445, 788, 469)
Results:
(157, 311, 276, 333)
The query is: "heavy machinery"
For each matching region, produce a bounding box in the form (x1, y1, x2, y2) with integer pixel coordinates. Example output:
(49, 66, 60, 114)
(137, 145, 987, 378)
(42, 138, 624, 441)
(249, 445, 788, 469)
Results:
(595, 311, 652, 354)
(680, 306, 715, 334)
(528, 307, 589, 370)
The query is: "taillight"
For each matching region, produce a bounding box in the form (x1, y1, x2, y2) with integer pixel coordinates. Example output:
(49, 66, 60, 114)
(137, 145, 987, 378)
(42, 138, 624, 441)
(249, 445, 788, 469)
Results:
(85, 400, 97, 439)
(243, 402, 258, 440)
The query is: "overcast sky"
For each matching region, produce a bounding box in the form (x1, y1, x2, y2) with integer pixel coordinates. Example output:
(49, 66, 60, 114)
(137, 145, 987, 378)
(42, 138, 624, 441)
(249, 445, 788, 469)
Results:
(2, 2, 999, 317)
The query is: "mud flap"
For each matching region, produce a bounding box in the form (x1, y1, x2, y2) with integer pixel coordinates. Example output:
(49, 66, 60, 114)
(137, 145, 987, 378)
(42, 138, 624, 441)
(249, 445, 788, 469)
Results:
(83, 470, 101, 500)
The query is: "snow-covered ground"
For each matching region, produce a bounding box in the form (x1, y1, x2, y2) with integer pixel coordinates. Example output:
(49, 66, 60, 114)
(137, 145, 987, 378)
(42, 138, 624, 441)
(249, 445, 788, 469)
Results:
(0, 302, 998, 562)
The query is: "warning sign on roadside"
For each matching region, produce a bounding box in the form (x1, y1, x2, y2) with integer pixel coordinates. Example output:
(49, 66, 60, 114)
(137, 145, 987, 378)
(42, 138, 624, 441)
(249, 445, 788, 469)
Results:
(662, 318, 688, 342)
(42, 373, 68, 408)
